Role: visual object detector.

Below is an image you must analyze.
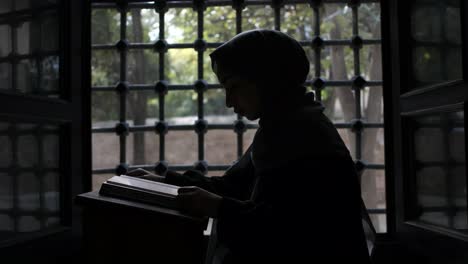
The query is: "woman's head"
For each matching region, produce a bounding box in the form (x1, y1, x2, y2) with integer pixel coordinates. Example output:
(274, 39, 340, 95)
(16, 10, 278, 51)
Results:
(210, 29, 310, 120)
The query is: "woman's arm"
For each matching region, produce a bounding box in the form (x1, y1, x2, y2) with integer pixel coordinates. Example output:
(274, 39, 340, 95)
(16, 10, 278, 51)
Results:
(165, 155, 256, 199)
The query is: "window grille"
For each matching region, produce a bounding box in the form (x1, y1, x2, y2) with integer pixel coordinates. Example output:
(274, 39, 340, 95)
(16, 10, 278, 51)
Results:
(91, 0, 386, 232)
(0, 122, 62, 242)
(0, 1, 62, 243)
(0, 1, 60, 97)
(406, 110, 466, 231)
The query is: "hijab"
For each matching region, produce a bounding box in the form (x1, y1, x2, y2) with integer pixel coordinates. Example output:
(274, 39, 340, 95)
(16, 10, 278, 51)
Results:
(209, 29, 310, 101)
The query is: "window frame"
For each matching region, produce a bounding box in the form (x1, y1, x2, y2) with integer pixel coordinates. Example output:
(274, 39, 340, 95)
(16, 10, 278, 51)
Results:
(0, 0, 90, 256)
(385, 0, 468, 260)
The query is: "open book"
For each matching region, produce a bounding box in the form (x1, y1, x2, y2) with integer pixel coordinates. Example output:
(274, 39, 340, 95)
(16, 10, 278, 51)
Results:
(99, 175, 180, 209)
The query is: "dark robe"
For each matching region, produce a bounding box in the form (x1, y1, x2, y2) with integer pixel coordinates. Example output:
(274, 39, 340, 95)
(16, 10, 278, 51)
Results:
(165, 95, 371, 264)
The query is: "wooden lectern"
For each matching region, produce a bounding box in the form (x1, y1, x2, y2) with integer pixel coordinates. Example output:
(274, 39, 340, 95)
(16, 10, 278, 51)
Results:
(76, 192, 208, 263)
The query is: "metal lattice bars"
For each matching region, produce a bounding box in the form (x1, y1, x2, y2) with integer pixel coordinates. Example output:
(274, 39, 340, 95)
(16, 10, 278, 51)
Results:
(0, 1, 63, 235)
(0, 123, 62, 233)
(90, 0, 385, 217)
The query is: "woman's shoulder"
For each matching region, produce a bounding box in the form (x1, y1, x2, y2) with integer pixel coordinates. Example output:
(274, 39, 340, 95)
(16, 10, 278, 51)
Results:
(253, 116, 351, 171)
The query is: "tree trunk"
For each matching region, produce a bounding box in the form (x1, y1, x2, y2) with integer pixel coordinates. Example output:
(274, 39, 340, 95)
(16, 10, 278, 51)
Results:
(326, 6, 383, 229)
(362, 24, 383, 230)
(326, 6, 355, 154)
(130, 9, 148, 165)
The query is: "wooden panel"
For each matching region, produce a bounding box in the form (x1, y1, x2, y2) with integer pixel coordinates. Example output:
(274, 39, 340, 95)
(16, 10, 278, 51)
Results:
(77, 192, 207, 263)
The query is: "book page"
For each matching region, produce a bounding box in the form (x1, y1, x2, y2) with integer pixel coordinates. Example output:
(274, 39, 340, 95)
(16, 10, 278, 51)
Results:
(106, 175, 179, 197)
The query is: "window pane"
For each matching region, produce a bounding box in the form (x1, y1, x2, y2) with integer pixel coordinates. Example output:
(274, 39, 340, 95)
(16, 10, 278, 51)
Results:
(0, 134, 12, 167)
(4, 5, 61, 98)
(92, 91, 119, 123)
(362, 128, 385, 164)
(359, 3, 381, 39)
(0, 1, 11, 14)
(43, 172, 60, 212)
(281, 4, 314, 41)
(321, 46, 354, 80)
(40, 56, 60, 96)
(15, 0, 30, 11)
(412, 47, 443, 83)
(166, 130, 197, 165)
(321, 4, 353, 40)
(0, 215, 14, 233)
(205, 130, 236, 165)
(92, 133, 120, 169)
(0, 63, 12, 91)
(338, 128, 356, 160)
(17, 133, 39, 167)
(445, 6, 462, 44)
(242, 6, 275, 31)
(166, 8, 196, 43)
(92, 9, 120, 45)
(127, 9, 159, 43)
(127, 132, 159, 165)
(18, 172, 40, 211)
(91, 50, 120, 86)
(0, 25, 11, 56)
(16, 21, 33, 55)
(165, 90, 197, 118)
(410, 111, 467, 232)
(412, 6, 441, 42)
(371, 213, 387, 233)
(204, 48, 217, 84)
(0, 121, 62, 243)
(205, 6, 236, 43)
(362, 169, 386, 233)
(204, 89, 236, 121)
(322, 87, 356, 123)
(361, 86, 383, 123)
(127, 90, 159, 123)
(360, 45, 382, 81)
(411, 0, 462, 88)
(127, 50, 159, 84)
(166, 49, 197, 84)
(0, 173, 13, 210)
(302, 46, 315, 80)
(41, 14, 59, 51)
(16, 59, 38, 94)
(42, 131, 60, 168)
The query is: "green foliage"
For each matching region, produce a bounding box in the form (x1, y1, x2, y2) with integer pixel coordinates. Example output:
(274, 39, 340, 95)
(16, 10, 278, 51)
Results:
(91, 3, 381, 124)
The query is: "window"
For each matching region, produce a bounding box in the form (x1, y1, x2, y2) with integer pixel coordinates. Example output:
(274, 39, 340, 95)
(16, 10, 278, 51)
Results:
(0, 122, 62, 242)
(387, 0, 468, 260)
(90, 0, 386, 232)
(0, 0, 88, 254)
(399, 0, 466, 235)
(0, 0, 60, 98)
(406, 110, 466, 232)
(0, 0, 64, 245)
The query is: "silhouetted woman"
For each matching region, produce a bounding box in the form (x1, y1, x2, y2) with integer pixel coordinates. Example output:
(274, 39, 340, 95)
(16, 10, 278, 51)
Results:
(130, 29, 371, 264)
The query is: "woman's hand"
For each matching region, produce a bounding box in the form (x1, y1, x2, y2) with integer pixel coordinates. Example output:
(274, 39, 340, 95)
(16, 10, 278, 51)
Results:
(177, 186, 222, 218)
(126, 168, 165, 182)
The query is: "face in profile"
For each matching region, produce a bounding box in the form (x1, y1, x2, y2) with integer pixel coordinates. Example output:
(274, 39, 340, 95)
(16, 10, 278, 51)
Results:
(214, 63, 262, 121)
